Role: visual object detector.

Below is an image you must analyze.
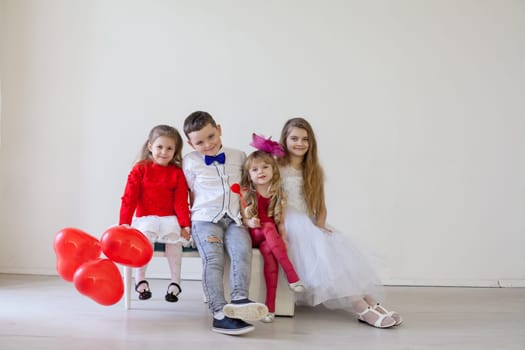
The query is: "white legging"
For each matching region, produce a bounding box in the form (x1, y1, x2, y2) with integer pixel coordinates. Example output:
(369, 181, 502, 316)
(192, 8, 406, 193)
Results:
(135, 241, 183, 285)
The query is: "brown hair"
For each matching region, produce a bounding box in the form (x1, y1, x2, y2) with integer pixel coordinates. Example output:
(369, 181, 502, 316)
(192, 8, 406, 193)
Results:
(138, 125, 183, 167)
(240, 151, 285, 225)
(183, 111, 217, 138)
(279, 117, 326, 220)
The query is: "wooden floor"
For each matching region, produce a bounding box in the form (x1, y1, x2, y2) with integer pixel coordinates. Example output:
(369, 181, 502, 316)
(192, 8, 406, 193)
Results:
(1, 274, 524, 350)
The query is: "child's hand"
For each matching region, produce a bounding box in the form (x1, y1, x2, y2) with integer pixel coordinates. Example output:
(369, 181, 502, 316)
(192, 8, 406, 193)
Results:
(245, 217, 261, 228)
(181, 227, 191, 240)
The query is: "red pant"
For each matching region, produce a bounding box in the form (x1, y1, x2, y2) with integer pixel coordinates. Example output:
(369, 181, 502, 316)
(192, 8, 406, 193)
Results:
(250, 222, 299, 313)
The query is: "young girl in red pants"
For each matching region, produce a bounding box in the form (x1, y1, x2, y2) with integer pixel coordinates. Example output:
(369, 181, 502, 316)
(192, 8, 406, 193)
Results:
(239, 134, 305, 323)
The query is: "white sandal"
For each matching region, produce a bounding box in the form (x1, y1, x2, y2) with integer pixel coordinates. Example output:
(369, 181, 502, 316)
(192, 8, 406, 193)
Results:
(261, 313, 275, 323)
(357, 306, 396, 328)
(289, 280, 305, 293)
(373, 303, 403, 326)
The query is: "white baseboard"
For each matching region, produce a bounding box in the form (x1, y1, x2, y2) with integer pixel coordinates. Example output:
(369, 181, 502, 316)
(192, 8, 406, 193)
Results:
(498, 279, 525, 287)
(0, 257, 203, 281)
(3, 266, 524, 288)
(0, 267, 58, 276)
(383, 279, 525, 288)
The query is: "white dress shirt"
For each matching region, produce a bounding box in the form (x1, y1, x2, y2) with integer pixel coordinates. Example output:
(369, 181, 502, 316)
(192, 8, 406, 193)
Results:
(182, 147, 246, 225)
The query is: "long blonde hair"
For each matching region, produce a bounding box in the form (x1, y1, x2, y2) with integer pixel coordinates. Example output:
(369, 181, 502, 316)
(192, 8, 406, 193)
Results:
(240, 151, 284, 225)
(279, 117, 325, 219)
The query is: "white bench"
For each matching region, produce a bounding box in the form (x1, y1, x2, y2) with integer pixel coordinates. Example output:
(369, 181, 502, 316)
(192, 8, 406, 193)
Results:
(123, 246, 295, 316)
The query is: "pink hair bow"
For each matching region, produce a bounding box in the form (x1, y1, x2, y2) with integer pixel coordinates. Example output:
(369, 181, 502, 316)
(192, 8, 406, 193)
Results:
(250, 133, 285, 157)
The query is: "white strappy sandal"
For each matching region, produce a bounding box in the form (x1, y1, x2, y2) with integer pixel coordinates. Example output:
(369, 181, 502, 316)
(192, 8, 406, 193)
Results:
(372, 303, 403, 326)
(357, 306, 396, 328)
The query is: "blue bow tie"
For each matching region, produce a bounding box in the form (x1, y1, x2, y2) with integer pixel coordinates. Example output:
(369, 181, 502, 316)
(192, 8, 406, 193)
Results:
(204, 153, 226, 165)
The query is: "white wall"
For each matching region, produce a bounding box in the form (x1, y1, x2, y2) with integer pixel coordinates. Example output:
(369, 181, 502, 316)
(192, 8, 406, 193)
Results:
(1, 0, 524, 287)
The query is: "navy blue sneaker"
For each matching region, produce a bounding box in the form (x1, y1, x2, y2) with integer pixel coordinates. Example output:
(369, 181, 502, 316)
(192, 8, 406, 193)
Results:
(223, 299, 268, 321)
(212, 316, 255, 335)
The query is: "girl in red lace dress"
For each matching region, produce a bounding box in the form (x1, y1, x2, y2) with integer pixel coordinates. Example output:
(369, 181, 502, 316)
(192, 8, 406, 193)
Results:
(238, 134, 305, 323)
(119, 125, 190, 303)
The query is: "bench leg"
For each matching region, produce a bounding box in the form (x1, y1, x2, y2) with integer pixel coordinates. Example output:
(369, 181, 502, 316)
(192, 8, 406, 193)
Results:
(123, 266, 132, 310)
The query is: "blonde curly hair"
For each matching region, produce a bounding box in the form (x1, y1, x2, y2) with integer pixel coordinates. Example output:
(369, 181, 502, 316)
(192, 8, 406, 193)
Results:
(240, 151, 285, 226)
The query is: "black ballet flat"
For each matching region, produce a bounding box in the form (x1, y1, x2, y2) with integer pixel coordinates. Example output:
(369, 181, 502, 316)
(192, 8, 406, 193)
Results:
(135, 280, 152, 300)
(165, 282, 182, 302)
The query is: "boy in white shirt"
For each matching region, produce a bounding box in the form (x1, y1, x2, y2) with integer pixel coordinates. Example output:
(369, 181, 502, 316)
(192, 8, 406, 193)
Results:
(182, 111, 267, 335)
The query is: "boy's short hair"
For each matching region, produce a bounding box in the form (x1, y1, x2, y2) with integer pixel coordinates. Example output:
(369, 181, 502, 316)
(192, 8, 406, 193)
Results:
(183, 111, 217, 138)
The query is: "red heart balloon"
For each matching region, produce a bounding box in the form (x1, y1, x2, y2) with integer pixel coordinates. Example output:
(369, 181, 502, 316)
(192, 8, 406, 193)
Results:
(100, 225, 153, 267)
(73, 258, 124, 306)
(53, 228, 102, 282)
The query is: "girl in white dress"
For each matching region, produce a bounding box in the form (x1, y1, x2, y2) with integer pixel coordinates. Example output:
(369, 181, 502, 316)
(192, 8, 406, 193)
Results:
(278, 117, 402, 328)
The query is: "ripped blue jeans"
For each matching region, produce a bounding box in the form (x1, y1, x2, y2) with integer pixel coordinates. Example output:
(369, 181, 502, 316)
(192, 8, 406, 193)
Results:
(192, 216, 252, 314)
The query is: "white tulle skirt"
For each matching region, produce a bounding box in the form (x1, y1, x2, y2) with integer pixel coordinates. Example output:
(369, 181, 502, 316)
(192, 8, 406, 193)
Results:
(131, 215, 188, 246)
(284, 207, 384, 312)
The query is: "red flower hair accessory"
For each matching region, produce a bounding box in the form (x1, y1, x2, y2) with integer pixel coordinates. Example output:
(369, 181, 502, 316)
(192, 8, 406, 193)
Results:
(230, 183, 246, 208)
(250, 133, 285, 157)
